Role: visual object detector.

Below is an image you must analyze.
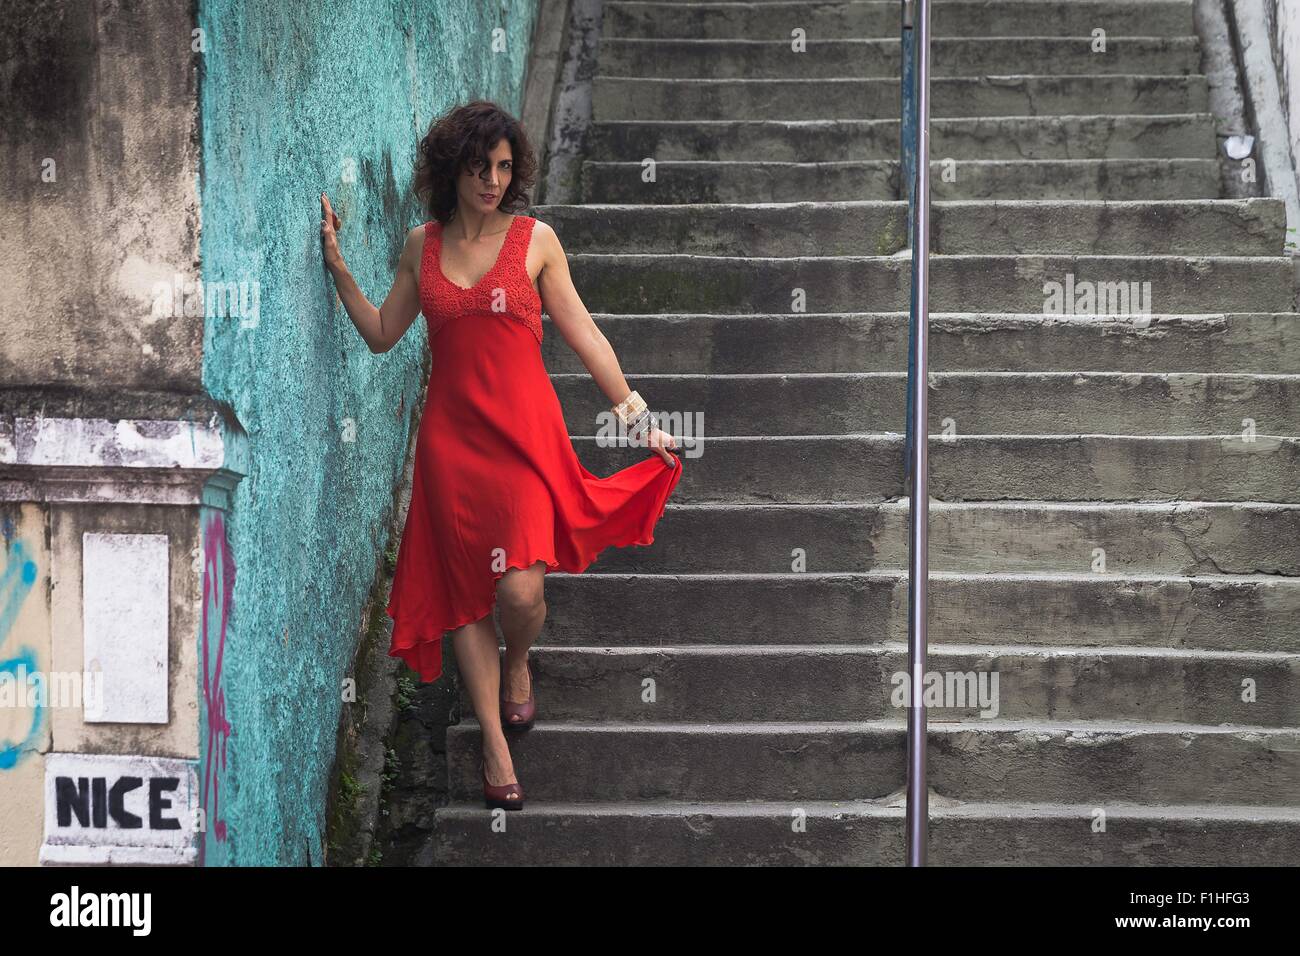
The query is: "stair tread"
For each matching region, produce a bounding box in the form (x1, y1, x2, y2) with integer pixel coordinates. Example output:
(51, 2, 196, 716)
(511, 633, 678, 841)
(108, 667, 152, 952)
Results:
(591, 113, 1217, 125)
(451, 717, 1300, 733)
(551, 370, 1300, 378)
(545, 568, 1300, 583)
(528, 642, 1300, 659)
(436, 799, 1300, 820)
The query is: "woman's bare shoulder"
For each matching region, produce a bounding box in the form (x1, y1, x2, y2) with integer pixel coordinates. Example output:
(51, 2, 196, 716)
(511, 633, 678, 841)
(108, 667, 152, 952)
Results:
(528, 217, 562, 257)
(399, 224, 427, 271)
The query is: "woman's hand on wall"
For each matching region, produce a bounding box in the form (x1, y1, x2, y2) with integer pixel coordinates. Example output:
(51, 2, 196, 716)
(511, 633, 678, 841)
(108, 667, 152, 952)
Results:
(317, 194, 421, 353)
(320, 193, 344, 270)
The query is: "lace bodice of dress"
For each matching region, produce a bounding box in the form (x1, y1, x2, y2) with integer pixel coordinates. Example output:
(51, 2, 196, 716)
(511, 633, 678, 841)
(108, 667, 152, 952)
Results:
(419, 214, 544, 346)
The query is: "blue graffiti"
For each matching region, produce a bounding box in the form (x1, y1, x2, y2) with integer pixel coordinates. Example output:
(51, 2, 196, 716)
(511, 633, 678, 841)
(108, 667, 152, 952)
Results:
(0, 540, 42, 770)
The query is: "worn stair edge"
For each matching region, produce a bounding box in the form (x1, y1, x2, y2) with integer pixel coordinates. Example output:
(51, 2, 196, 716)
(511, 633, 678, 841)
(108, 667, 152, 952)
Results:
(591, 74, 1212, 120)
(498, 642, 1300, 725)
(573, 434, 1300, 505)
(444, 719, 1300, 804)
(600, 0, 1194, 42)
(543, 313, 1300, 374)
(429, 798, 1300, 865)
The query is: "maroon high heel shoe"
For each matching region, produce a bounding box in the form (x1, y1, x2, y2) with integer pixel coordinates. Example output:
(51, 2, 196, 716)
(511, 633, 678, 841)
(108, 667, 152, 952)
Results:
(500, 657, 536, 732)
(481, 759, 524, 811)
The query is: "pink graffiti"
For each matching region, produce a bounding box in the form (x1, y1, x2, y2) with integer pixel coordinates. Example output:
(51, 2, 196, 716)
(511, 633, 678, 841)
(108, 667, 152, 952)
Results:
(199, 510, 234, 864)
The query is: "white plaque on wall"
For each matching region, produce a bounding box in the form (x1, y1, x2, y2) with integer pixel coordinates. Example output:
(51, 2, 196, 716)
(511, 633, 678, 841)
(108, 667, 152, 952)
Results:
(82, 532, 169, 723)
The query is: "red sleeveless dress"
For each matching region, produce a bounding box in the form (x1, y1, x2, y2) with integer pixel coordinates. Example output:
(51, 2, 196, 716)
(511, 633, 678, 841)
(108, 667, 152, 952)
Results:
(386, 214, 684, 683)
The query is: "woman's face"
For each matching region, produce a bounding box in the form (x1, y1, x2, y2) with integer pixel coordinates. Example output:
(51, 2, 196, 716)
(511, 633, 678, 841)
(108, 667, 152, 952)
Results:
(459, 138, 513, 214)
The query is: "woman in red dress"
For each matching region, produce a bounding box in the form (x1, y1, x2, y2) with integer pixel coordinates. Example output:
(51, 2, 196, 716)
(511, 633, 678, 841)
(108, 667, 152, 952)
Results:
(320, 101, 683, 811)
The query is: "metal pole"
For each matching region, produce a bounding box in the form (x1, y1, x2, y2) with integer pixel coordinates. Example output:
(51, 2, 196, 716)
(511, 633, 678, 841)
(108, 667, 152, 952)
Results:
(901, 0, 917, 475)
(905, 0, 931, 868)
(900, 1, 917, 227)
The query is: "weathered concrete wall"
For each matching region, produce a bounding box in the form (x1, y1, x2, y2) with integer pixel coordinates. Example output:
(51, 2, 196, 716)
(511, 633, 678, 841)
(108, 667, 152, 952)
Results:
(1, 398, 244, 865)
(195, 0, 540, 865)
(1271, 2, 1300, 184)
(1, 0, 229, 867)
(1246, 0, 1300, 231)
(0, 0, 203, 390)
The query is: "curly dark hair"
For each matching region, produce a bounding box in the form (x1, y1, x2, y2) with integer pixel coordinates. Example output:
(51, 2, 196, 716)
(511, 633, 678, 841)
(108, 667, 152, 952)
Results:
(413, 100, 538, 223)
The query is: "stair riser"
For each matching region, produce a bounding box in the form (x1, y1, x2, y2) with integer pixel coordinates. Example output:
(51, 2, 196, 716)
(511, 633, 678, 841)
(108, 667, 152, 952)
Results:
(588, 116, 1216, 161)
(598, 38, 1199, 79)
(541, 574, 1300, 652)
(574, 436, 1300, 504)
(545, 315, 1300, 375)
(927, 159, 1219, 201)
(432, 809, 1300, 866)
(485, 648, 1300, 725)
(581, 162, 898, 204)
(588, 503, 1300, 575)
(555, 373, 1300, 436)
(446, 725, 1300, 804)
(593, 76, 1210, 120)
(931, 202, 1284, 256)
(602, 0, 1193, 41)
(532, 200, 1286, 258)
(582, 159, 1221, 202)
(566, 256, 1295, 314)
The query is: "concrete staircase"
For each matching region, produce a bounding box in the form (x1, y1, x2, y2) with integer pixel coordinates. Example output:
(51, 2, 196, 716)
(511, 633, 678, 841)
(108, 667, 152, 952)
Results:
(429, 0, 1300, 864)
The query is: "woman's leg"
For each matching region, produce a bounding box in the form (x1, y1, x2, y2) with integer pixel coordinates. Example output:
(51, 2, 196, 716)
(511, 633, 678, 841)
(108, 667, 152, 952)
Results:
(497, 560, 548, 714)
(451, 614, 518, 792)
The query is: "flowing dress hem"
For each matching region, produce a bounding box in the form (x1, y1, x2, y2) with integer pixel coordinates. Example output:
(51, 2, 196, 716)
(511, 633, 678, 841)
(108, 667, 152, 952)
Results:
(386, 453, 682, 685)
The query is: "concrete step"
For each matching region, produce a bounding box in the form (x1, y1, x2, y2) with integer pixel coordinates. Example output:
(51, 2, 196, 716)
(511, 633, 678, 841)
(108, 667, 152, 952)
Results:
(538, 571, 1300, 653)
(581, 159, 898, 203)
(431, 798, 1300, 865)
(532, 199, 1286, 257)
(543, 313, 1300, 374)
(564, 254, 1296, 314)
(926, 159, 1221, 200)
(500, 644, 1300, 725)
(574, 435, 1300, 503)
(582, 157, 1220, 202)
(570, 500, 1300, 576)
(597, 36, 1200, 79)
(592, 75, 1210, 120)
(588, 115, 1216, 161)
(928, 199, 1283, 255)
(553, 371, 1300, 436)
(445, 719, 1300, 804)
(601, 0, 1194, 41)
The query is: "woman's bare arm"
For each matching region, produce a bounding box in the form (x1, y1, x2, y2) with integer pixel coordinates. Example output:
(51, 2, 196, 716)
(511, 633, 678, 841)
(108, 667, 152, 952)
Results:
(535, 220, 678, 463)
(321, 193, 423, 354)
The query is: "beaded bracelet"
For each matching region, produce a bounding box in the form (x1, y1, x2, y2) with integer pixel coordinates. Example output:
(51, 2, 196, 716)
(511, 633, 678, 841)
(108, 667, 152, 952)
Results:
(613, 390, 648, 425)
(614, 390, 655, 444)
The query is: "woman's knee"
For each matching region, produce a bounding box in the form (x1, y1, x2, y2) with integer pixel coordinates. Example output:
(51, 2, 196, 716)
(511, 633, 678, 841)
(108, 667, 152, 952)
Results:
(497, 564, 546, 615)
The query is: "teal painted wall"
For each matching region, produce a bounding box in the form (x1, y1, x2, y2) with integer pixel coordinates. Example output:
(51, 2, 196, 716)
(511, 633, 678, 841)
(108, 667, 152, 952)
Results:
(197, 0, 540, 865)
